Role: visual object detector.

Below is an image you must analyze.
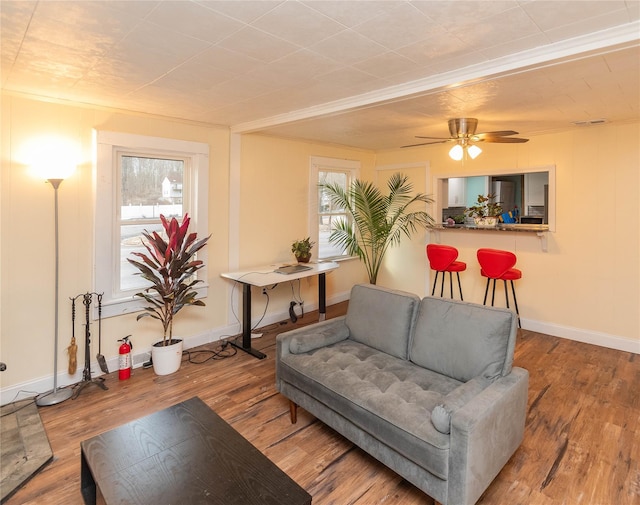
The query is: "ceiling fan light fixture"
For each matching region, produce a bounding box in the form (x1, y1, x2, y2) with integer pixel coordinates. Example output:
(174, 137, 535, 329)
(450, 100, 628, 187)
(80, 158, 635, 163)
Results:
(449, 144, 464, 161)
(449, 118, 478, 137)
(404, 118, 527, 151)
(467, 144, 482, 159)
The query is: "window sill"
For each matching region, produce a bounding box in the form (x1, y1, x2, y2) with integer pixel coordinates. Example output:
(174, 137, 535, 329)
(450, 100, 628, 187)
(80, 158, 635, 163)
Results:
(317, 255, 359, 264)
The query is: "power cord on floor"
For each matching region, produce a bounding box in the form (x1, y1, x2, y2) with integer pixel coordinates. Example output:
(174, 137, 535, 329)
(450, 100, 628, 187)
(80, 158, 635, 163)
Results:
(181, 339, 238, 364)
(0, 397, 37, 417)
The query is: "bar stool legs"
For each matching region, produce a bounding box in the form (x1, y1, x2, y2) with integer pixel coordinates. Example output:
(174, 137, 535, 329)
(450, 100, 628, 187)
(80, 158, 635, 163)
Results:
(509, 280, 520, 320)
(431, 270, 464, 300)
(431, 271, 440, 296)
(483, 278, 520, 315)
(454, 271, 463, 300)
(477, 248, 522, 328)
(427, 244, 466, 300)
(483, 278, 491, 305)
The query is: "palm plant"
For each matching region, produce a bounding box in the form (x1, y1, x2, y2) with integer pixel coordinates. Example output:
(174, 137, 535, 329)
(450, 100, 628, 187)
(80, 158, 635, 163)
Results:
(127, 214, 210, 346)
(320, 173, 434, 285)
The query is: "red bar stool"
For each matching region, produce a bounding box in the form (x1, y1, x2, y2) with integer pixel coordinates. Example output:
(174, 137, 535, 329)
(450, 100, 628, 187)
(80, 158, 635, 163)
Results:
(476, 248, 522, 327)
(426, 244, 466, 300)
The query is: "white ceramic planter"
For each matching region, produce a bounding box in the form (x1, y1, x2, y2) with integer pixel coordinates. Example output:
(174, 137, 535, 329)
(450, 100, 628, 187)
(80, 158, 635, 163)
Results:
(151, 338, 183, 376)
(474, 216, 498, 227)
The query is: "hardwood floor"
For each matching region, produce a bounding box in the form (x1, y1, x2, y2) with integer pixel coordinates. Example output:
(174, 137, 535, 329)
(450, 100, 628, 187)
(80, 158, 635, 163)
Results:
(5, 301, 639, 505)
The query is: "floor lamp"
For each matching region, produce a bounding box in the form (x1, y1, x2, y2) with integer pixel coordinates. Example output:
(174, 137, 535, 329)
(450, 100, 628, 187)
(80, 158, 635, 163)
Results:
(36, 177, 73, 406)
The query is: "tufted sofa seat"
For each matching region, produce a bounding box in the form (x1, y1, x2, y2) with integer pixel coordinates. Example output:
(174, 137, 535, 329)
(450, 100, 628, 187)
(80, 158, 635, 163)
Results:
(276, 284, 528, 505)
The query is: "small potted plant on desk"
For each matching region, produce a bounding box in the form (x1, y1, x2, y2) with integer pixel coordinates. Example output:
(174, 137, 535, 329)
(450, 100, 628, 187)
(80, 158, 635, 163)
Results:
(127, 214, 210, 376)
(291, 237, 315, 263)
(465, 194, 503, 227)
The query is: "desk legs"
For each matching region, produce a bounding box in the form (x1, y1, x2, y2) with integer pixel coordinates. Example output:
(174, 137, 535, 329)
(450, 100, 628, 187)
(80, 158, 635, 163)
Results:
(232, 273, 328, 359)
(230, 283, 267, 360)
(318, 273, 327, 321)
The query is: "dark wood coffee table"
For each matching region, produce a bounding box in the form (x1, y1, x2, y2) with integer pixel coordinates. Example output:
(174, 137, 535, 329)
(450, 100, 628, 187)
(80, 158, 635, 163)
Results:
(80, 396, 311, 505)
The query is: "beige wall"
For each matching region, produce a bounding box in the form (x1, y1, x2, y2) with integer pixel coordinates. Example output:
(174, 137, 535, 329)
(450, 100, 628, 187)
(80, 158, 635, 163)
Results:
(0, 95, 370, 399)
(1, 95, 232, 393)
(375, 122, 640, 351)
(1, 93, 638, 401)
(231, 134, 373, 327)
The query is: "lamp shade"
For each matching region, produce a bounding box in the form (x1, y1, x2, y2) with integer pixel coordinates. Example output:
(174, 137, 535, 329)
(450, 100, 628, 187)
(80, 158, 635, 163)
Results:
(449, 144, 464, 161)
(24, 136, 78, 181)
(467, 144, 482, 159)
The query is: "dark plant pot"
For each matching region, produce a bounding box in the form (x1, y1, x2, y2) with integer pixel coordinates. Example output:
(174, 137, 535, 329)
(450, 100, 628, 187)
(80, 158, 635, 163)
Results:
(296, 254, 311, 263)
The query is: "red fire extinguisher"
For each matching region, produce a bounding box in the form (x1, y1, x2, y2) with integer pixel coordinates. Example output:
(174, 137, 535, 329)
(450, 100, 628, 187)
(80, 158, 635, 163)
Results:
(118, 335, 132, 380)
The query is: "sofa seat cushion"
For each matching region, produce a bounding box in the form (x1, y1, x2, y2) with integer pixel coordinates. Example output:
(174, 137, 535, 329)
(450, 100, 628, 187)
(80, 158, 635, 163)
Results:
(279, 339, 462, 480)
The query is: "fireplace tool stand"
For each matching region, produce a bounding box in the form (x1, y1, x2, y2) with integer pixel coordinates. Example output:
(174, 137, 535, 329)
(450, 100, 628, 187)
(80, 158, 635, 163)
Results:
(72, 292, 108, 400)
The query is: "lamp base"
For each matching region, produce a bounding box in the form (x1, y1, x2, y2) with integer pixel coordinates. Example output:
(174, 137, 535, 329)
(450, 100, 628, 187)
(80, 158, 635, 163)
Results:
(35, 387, 73, 407)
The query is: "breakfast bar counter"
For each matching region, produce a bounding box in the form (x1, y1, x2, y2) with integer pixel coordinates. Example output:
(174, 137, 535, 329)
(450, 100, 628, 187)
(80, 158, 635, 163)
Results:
(431, 223, 550, 251)
(433, 224, 549, 232)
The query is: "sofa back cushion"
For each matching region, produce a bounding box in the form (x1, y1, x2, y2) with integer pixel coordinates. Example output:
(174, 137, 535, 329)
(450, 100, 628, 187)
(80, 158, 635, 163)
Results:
(409, 297, 517, 382)
(345, 284, 420, 360)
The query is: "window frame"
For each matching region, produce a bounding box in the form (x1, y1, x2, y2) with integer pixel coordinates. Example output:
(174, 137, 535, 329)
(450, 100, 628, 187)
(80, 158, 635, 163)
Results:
(309, 156, 360, 261)
(94, 131, 209, 318)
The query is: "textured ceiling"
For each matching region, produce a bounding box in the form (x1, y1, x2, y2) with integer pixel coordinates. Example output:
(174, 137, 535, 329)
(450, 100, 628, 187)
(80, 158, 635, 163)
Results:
(1, 0, 639, 150)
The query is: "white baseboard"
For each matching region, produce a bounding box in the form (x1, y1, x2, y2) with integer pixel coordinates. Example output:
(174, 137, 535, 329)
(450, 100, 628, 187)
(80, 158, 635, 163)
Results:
(1, 369, 87, 407)
(0, 290, 352, 406)
(522, 318, 640, 354)
(6, 292, 632, 405)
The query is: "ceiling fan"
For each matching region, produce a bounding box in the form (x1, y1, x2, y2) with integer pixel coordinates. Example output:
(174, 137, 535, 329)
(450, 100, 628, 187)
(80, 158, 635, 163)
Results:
(402, 118, 529, 160)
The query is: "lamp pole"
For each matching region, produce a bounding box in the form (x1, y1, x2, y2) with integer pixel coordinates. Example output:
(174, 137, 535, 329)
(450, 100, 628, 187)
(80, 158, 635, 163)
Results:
(36, 178, 73, 406)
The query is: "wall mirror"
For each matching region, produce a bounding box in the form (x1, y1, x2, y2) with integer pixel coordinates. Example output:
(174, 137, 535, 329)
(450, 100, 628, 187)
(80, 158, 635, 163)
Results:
(434, 165, 555, 231)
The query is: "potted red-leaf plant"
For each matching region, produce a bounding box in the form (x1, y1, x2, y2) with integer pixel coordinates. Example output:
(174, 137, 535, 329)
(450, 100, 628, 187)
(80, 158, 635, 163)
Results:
(127, 213, 209, 375)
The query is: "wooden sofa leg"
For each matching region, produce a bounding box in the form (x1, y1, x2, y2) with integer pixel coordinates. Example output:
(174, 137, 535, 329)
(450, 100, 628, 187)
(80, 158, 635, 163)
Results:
(289, 400, 298, 424)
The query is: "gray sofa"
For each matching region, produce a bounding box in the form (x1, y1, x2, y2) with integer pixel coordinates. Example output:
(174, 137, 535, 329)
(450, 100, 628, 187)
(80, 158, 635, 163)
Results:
(276, 284, 528, 505)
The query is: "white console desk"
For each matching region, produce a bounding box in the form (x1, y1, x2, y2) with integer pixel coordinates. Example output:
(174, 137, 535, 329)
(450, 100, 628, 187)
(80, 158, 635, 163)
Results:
(221, 261, 339, 359)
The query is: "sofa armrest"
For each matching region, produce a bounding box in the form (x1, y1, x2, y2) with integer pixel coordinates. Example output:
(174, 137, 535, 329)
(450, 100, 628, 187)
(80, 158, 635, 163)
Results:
(448, 367, 529, 505)
(276, 316, 349, 389)
(277, 316, 349, 354)
(431, 376, 492, 434)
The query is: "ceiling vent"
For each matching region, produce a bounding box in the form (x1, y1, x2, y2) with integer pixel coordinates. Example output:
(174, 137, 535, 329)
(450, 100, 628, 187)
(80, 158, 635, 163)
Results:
(571, 119, 608, 126)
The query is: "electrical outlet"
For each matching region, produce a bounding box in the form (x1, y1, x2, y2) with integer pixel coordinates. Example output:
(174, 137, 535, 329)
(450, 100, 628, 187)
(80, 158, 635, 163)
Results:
(262, 288, 267, 294)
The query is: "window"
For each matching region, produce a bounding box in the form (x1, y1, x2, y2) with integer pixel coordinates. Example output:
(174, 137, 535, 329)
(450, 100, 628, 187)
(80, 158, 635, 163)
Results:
(435, 165, 555, 231)
(118, 154, 187, 293)
(95, 131, 209, 318)
(309, 156, 360, 260)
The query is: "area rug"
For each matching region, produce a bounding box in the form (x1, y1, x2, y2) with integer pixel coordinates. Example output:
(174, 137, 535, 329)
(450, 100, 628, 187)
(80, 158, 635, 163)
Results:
(1, 399, 53, 503)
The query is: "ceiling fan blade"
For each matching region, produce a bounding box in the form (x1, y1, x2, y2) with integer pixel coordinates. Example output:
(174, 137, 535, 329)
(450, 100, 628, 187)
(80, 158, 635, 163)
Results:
(401, 140, 449, 148)
(406, 120, 527, 148)
(480, 137, 529, 143)
(475, 130, 520, 138)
